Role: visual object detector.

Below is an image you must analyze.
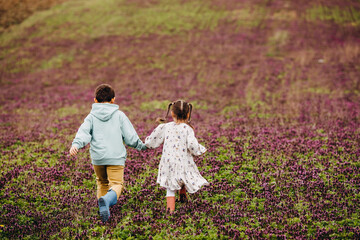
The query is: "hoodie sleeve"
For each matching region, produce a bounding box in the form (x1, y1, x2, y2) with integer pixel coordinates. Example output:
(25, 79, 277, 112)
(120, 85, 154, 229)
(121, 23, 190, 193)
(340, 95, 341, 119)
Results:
(120, 112, 147, 150)
(72, 115, 93, 149)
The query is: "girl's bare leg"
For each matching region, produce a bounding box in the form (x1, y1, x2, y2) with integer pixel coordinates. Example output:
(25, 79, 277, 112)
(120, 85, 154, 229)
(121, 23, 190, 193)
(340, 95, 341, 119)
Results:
(166, 196, 175, 213)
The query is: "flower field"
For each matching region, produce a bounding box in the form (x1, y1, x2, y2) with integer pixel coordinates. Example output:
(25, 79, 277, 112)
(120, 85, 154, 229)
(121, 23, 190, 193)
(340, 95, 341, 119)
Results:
(0, 0, 359, 239)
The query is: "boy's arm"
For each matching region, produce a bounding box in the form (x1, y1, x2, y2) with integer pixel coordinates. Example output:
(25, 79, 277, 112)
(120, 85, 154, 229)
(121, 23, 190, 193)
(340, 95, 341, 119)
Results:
(71, 115, 93, 151)
(120, 112, 147, 150)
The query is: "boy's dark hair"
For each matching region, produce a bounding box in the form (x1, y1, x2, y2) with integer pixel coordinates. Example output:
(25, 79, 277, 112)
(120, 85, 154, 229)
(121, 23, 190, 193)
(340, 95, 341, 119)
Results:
(95, 84, 115, 102)
(157, 100, 193, 128)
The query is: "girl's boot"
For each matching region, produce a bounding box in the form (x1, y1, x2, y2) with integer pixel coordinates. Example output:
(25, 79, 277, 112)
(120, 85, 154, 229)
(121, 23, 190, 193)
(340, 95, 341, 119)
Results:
(166, 196, 175, 213)
(179, 186, 187, 203)
(98, 189, 117, 223)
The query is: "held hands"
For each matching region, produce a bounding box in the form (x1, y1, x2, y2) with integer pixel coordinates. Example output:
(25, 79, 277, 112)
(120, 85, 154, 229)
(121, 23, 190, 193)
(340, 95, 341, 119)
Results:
(156, 117, 165, 124)
(69, 146, 78, 156)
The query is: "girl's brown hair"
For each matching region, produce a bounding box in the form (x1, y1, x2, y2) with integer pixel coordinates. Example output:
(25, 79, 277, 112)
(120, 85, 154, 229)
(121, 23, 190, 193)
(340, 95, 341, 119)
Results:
(157, 100, 193, 128)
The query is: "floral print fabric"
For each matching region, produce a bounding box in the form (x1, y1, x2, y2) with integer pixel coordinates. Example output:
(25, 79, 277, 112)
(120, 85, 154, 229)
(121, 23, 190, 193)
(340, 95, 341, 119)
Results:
(145, 122, 209, 193)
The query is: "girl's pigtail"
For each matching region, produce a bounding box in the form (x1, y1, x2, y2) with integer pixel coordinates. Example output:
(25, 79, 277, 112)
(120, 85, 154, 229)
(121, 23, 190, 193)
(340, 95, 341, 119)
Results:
(156, 102, 173, 124)
(187, 103, 194, 129)
(188, 103, 193, 123)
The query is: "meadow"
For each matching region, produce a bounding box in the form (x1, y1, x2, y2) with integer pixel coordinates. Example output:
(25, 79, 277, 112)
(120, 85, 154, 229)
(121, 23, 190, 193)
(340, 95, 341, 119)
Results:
(0, 0, 359, 239)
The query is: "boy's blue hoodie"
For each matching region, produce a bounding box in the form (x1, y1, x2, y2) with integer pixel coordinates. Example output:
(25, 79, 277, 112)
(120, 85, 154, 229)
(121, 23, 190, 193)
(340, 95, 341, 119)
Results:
(72, 103, 146, 166)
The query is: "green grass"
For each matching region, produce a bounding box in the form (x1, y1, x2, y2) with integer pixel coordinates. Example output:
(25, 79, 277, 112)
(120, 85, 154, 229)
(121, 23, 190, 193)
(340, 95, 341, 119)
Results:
(231, 6, 267, 29)
(0, 0, 227, 46)
(40, 51, 75, 70)
(140, 100, 169, 111)
(56, 105, 84, 118)
(267, 30, 289, 57)
(306, 5, 360, 26)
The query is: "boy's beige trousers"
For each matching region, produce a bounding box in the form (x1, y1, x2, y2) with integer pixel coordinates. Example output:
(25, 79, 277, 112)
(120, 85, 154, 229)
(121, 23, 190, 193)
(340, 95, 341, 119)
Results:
(93, 165, 124, 200)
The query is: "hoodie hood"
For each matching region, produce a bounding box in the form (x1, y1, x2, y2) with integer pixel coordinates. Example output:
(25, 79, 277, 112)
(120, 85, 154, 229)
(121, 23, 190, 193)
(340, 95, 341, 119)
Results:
(90, 103, 119, 121)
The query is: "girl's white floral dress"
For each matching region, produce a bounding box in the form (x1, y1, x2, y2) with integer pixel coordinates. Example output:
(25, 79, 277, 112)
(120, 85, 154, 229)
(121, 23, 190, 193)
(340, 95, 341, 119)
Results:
(145, 122, 209, 193)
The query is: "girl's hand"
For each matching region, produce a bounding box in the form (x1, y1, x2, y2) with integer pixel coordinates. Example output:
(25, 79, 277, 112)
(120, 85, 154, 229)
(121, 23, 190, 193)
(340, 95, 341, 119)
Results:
(69, 146, 78, 156)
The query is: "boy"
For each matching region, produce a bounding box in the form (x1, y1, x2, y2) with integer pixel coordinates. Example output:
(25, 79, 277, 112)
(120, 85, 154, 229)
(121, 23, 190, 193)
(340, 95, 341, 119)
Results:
(69, 84, 147, 223)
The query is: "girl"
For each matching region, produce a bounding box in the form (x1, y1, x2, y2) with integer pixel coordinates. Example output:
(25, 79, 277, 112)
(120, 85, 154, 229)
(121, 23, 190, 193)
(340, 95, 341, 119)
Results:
(145, 100, 209, 213)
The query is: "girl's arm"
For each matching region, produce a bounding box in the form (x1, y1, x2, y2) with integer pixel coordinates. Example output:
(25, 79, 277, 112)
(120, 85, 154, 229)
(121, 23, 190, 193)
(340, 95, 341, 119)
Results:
(145, 124, 165, 149)
(187, 128, 207, 156)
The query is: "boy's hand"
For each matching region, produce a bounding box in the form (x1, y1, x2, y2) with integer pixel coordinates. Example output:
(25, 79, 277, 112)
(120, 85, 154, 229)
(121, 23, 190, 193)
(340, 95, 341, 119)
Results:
(69, 146, 78, 156)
